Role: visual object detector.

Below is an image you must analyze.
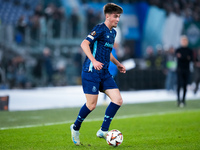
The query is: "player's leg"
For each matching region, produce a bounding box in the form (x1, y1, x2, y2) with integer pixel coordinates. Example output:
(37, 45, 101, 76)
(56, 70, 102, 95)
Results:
(102, 89, 123, 130)
(105, 88, 123, 105)
(85, 94, 99, 110)
(71, 70, 100, 145)
(73, 95, 98, 131)
(72, 94, 98, 131)
(71, 94, 98, 145)
(74, 70, 100, 129)
(97, 89, 123, 139)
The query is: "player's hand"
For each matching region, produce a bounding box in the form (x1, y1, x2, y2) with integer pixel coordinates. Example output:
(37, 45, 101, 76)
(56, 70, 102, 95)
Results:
(93, 60, 104, 70)
(117, 64, 126, 73)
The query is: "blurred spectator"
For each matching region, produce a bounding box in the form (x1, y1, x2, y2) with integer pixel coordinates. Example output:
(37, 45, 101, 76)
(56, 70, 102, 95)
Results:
(145, 46, 156, 69)
(44, 3, 56, 38)
(96, 10, 103, 23)
(14, 56, 27, 88)
(53, 61, 67, 86)
(155, 45, 166, 70)
(6, 59, 16, 89)
(39, 13, 47, 44)
(86, 9, 103, 34)
(86, 8, 97, 32)
(193, 48, 200, 94)
(44, 3, 56, 21)
(1, 0, 200, 90)
(34, 4, 44, 16)
(74, 48, 83, 78)
(70, 8, 80, 38)
(52, 7, 64, 38)
(29, 15, 40, 41)
(34, 4, 47, 44)
(175, 35, 193, 107)
(32, 55, 43, 86)
(5, 56, 28, 89)
(165, 46, 177, 92)
(121, 45, 132, 61)
(42, 47, 54, 86)
(15, 16, 27, 44)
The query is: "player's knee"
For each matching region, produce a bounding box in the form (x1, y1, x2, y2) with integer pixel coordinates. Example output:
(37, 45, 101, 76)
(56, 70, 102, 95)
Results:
(87, 103, 96, 111)
(113, 98, 123, 106)
(118, 98, 123, 106)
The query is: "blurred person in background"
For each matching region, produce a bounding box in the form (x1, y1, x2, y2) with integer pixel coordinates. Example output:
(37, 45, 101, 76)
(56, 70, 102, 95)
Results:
(42, 47, 54, 86)
(165, 46, 177, 92)
(53, 61, 67, 86)
(155, 45, 166, 70)
(86, 8, 97, 32)
(52, 7, 64, 38)
(70, 3, 126, 145)
(175, 35, 193, 107)
(74, 48, 83, 84)
(70, 8, 80, 38)
(29, 14, 40, 41)
(193, 48, 200, 94)
(6, 58, 17, 89)
(145, 46, 156, 69)
(15, 16, 27, 44)
(14, 56, 27, 88)
(32, 55, 43, 87)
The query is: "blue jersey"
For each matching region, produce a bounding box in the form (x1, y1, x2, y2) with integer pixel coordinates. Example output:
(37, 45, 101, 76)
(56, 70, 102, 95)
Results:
(82, 23, 117, 72)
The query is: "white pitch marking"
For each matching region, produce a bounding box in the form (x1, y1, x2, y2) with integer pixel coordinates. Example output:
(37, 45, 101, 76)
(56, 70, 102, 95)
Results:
(0, 110, 193, 130)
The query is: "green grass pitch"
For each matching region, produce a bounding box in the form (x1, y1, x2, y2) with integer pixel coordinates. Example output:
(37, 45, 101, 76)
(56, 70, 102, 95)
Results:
(0, 99, 200, 150)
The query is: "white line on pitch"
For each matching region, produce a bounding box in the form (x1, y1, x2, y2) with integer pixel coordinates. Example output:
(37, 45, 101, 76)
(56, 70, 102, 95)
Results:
(0, 110, 198, 130)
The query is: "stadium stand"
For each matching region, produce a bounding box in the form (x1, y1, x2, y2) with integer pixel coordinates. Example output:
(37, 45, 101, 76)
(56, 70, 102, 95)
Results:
(0, 0, 200, 91)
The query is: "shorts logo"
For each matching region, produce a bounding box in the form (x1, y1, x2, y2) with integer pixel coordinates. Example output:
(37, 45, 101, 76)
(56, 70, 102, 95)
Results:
(92, 86, 97, 92)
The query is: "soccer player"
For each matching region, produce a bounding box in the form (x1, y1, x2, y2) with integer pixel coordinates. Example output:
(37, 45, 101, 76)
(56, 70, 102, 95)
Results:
(70, 3, 126, 145)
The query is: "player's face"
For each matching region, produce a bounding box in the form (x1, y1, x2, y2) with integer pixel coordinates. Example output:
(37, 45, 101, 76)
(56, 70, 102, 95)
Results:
(107, 13, 121, 28)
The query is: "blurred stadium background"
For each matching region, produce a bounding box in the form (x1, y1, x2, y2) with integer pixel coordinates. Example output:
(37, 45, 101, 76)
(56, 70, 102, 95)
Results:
(0, 0, 200, 111)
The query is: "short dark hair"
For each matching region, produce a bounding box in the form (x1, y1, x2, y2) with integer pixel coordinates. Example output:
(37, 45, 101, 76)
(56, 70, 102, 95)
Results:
(103, 3, 123, 15)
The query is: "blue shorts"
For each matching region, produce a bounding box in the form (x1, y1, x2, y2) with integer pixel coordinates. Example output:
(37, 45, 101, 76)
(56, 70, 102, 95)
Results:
(82, 69, 118, 95)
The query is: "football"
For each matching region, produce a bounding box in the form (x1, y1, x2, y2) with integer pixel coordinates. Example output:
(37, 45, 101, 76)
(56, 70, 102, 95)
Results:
(106, 129, 123, 147)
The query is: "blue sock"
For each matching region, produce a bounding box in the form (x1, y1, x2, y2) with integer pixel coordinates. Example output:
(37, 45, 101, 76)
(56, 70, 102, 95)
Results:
(73, 103, 91, 131)
(101, 102, 120, 131)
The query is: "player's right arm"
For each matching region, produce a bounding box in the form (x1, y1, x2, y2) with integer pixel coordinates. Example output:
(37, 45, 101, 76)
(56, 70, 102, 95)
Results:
(81, 40, 103, 70)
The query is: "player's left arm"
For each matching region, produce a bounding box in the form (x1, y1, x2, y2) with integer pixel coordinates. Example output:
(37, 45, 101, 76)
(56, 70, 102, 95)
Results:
(110, 53, 126, 73)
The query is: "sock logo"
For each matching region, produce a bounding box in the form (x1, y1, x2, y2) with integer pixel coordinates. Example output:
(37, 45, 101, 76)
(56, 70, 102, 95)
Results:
(104, 115, 113, 120)
(77, 116, 85, 122)
(105, 115, 110, 118)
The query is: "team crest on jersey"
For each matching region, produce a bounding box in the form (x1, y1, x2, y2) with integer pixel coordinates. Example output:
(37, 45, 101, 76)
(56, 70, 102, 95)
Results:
(91, 31, 96, 36)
